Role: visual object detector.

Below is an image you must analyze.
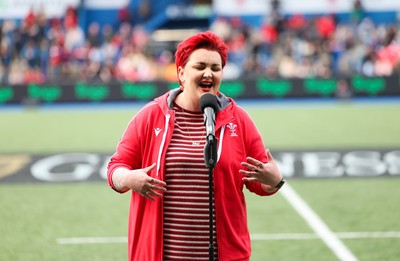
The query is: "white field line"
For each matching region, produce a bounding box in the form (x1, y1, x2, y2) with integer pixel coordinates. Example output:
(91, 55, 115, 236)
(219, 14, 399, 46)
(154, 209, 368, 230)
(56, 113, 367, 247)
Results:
(280, 183, 359, 261)
(58, 237, 127, 244)
(57, 231, 400, 245)
(251, 231, 400, 240)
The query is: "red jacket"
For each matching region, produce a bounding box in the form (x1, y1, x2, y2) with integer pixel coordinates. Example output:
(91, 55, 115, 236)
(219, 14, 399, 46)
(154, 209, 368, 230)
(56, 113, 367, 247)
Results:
(108, 89, 276, 261)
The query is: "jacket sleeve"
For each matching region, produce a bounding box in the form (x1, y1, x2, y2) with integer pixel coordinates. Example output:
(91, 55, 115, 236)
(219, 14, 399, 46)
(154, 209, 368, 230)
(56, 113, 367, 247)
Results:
(107, 113, 144, 193)
(238, 108, 272, 196)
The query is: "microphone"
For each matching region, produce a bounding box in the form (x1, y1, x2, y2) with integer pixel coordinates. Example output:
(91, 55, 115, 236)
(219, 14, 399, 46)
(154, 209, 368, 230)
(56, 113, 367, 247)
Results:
(200, 93, 219, 168)
(200, 93, 219, 138)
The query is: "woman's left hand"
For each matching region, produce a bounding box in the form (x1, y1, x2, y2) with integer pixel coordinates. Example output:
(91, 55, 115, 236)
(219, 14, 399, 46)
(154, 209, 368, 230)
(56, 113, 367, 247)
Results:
(240, 149, 282, 188)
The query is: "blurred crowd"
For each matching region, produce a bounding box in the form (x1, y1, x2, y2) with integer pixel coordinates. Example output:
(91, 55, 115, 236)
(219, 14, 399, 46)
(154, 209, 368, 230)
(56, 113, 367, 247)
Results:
(0, 1, 399, 85)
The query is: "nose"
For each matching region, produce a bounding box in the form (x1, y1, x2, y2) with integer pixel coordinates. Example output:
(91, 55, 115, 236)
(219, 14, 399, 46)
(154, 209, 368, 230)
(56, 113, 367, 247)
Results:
(203, 68, 212, 78)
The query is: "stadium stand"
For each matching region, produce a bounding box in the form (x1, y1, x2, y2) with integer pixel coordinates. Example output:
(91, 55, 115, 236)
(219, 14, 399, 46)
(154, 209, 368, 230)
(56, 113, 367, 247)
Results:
(0, 0, 399, 84)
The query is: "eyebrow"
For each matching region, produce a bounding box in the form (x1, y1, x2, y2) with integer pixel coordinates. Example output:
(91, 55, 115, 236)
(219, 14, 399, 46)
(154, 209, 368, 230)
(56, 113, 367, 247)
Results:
(194, 62, 222, 67)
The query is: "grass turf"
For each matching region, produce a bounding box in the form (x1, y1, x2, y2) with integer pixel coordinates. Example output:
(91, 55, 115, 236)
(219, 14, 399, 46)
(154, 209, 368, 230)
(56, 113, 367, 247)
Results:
(1, 103, 400, 153)
(1, 101, 399, 260)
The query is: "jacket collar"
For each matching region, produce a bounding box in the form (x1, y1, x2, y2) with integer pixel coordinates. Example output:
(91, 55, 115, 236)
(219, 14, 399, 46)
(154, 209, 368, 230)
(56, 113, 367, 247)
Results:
(162, 88, 232, 111)
(155, 88, 236, 130)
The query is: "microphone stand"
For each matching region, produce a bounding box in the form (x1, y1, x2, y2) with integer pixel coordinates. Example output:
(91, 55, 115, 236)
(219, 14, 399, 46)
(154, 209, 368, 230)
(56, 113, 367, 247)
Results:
(204, 133, 218, 261)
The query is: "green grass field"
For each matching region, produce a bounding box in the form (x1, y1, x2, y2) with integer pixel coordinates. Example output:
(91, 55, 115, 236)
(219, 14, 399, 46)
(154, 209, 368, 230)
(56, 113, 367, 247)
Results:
(1, 101, 400, 260)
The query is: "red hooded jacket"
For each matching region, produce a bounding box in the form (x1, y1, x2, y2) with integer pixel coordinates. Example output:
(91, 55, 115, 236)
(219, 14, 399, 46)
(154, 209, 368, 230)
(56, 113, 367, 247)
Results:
(108, 89, 276, 260)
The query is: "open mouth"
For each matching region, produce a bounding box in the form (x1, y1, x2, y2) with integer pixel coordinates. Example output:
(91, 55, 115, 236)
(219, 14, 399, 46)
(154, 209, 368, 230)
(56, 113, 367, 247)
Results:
(199, 82, 213, 92)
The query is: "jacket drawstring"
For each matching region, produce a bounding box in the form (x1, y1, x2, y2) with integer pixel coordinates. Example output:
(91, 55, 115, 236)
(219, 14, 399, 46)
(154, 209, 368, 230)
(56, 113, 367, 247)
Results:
(217, 125, 225, 163)
(156, 114, 170, 176)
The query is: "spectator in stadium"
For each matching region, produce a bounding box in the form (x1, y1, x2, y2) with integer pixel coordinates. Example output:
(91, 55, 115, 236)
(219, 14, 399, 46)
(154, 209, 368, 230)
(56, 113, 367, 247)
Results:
(2, 4, 399, 84)
(107, 31, 284, 261)
(351, 0, 365, 25)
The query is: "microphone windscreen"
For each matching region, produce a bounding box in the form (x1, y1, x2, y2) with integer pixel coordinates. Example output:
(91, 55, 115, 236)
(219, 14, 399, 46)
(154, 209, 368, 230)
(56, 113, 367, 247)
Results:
(200, 93, 219, 113)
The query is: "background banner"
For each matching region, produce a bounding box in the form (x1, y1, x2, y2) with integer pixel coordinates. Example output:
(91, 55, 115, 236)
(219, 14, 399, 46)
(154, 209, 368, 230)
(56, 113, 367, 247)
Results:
(1, 149, 399, 183)
(1, 75, 399, 105)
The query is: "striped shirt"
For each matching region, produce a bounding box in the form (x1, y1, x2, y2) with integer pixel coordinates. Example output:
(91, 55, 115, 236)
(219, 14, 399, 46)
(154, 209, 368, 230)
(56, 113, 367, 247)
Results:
(163, 105, 218, 260)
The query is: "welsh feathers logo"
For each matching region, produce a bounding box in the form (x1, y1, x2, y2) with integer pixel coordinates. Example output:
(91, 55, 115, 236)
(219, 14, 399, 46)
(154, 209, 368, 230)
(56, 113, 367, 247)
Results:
(227, 123, 238, 137)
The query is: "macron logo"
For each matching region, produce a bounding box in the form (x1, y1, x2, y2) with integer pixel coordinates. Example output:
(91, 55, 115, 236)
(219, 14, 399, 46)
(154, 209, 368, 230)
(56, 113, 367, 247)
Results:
(154, 128, 162, 137)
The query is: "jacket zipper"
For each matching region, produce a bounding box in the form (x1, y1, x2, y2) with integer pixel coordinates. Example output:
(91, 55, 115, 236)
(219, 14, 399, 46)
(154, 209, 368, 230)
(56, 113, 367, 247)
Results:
(158, 113, 171, 260)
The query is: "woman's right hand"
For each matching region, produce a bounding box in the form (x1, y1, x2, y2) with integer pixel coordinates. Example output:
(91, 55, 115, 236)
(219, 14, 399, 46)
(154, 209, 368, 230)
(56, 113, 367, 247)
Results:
(113, 163, 167, 201)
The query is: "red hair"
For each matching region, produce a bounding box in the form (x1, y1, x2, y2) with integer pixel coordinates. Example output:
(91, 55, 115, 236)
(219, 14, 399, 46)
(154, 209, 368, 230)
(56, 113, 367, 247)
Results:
(175, 31, 228, 72)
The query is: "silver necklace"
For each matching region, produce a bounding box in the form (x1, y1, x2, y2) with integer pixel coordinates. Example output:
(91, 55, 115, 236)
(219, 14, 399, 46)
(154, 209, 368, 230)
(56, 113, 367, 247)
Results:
(174, 105, 205, 146)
